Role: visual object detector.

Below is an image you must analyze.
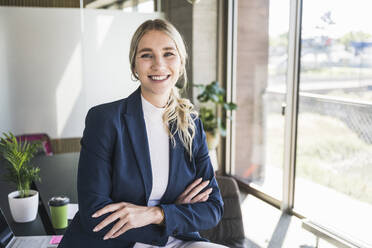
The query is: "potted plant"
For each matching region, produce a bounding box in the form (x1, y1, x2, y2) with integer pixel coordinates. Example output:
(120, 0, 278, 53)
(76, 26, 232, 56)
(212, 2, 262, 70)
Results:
(194, 81, 237, 150)
(0, 132, 41, 223)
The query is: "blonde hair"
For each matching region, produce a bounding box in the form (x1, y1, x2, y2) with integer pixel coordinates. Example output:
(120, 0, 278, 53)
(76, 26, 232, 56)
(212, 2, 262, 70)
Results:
(129, 19, 198, 159)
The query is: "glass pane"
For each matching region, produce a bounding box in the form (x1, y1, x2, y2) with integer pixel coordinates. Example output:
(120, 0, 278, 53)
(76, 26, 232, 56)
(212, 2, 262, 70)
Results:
(295, 0, 372, 245)
(233, 0, 290, 199)
(0, 2, 163, 137)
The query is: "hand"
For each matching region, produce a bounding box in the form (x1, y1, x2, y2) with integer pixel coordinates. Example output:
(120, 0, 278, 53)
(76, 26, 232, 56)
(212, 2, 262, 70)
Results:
(175, 177, 213, 204)
(92, 202, 163, 240)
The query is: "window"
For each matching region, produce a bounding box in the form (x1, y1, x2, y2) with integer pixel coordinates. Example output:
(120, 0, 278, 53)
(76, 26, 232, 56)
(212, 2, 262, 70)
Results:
(229, 0, 372, 245)
(294, 0, 372, 245)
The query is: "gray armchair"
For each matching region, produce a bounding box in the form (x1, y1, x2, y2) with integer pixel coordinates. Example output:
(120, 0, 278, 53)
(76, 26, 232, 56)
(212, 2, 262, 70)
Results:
(200, 176, 248, 248)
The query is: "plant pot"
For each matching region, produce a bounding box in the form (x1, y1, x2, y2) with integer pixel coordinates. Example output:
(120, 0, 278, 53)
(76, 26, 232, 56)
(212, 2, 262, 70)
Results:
(206, 131, 219, 150)
(8, 190, 39, 223)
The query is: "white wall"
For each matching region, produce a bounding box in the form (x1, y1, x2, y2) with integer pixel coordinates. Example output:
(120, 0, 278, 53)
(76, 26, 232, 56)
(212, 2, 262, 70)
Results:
(0, 7, 163, 138)
(0, 10, 11, 133)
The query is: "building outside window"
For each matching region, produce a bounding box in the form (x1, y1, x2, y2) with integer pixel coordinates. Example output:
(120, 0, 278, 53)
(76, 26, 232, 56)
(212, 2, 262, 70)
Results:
(234, 0, 289, 203)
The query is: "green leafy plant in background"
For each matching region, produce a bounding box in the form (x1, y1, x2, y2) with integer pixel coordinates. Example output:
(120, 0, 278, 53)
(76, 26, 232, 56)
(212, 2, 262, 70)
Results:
(194, 81, 237, 136)
(0, 132, 41, 198)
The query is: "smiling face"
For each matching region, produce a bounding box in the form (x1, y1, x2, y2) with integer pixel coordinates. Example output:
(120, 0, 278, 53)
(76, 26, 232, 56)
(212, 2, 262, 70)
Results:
(134, 30, 182, 107)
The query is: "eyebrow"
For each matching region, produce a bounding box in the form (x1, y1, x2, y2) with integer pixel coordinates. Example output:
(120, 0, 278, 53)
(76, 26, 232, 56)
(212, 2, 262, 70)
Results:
(137, 47, 176, 54)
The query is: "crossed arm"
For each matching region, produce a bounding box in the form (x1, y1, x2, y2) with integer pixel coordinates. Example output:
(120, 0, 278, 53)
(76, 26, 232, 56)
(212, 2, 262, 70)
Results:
(78, 108, 223, 243)
(91, 177, 212, 240)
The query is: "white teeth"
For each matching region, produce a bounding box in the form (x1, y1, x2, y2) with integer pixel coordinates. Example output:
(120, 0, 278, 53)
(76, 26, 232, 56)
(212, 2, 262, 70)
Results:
(150, 75, 168, 81)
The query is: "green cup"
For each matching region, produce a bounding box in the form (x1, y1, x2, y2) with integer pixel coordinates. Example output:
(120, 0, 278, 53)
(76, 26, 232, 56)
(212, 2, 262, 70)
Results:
(48, 196, 70, 229)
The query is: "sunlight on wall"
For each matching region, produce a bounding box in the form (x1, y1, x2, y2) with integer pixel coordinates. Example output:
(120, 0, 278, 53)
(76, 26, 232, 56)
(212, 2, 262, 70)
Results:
(56, 44, 83, 137)
(97, 15, 114, 49)
(1, 7, 163, 138)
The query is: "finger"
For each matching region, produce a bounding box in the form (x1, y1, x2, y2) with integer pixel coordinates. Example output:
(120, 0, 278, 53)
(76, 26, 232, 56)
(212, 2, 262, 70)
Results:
(185, 180, 209, 202)
(176, 178, 205, 204)
(92, 202, 127, 218)
(190, 188, 212, 203)
(185, 180, 210, 202)
(179, 178, 203, 198)
(93, 210, 125, 232)
(111, 222, 133, 239)
(103, 217, 127, 240)
(200, 194, 209, 202)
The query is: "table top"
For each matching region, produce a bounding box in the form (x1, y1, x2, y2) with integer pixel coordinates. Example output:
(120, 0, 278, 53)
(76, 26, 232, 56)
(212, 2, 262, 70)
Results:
(33, 153, 79, 234)
(0, 153, 80, 236)
(33, 152, 79, 204)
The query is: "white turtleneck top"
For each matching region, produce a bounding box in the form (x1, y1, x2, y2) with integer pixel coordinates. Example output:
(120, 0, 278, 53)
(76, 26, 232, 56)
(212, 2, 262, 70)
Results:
(133, 95, 184, 248)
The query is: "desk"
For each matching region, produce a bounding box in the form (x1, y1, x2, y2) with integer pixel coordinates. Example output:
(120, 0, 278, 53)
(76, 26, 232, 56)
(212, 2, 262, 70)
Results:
(33, 153, 79, 234)
(33, 153, 78, 204)
(0, 153, 79, 236)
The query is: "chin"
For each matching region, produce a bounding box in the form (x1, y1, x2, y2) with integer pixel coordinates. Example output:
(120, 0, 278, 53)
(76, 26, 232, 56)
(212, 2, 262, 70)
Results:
(149, 83, 174, 92)
(152, 87, 172, 96)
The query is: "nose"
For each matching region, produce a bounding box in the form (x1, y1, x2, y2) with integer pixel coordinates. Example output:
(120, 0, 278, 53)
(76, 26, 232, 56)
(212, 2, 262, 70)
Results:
(151, 56, 166, 70)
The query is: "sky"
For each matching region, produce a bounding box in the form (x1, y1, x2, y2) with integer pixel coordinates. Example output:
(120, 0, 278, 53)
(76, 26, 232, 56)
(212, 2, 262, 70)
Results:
(269, 0, 372, 38)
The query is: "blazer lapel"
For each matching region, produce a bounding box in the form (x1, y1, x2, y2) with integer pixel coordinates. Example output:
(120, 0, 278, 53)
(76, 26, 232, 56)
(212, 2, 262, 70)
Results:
(123, 87, 153, 204)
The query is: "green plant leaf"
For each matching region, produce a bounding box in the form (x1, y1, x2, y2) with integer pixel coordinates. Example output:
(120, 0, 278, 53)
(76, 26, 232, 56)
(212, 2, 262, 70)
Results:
(193, 81, 238, 137)
(0, 132, 41, 197)
(223, 102, 238, 110)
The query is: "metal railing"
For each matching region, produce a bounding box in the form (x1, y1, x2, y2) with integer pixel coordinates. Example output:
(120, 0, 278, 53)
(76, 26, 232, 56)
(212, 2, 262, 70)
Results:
(265, 90, 372, 144)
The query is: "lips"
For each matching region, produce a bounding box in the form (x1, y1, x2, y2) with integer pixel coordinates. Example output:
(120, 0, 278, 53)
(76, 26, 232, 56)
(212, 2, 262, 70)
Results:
(148, 75, 170, 81)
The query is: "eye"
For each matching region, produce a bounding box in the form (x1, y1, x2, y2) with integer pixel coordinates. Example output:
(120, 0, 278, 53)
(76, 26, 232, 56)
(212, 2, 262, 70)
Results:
(140, 53, 152, 58)
(164, 52, 175, 57)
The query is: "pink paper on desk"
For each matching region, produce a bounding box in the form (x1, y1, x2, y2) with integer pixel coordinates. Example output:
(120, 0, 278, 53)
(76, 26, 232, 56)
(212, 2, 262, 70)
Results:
(50, 235, 63, 244)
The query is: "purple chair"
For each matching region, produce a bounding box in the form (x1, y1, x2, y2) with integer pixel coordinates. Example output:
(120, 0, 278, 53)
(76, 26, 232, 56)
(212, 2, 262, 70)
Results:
(16, 133, 53, 156)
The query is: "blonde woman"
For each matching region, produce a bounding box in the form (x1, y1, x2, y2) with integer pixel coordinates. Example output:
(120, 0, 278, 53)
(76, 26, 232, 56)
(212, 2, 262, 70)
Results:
(59, 19, 226, 248)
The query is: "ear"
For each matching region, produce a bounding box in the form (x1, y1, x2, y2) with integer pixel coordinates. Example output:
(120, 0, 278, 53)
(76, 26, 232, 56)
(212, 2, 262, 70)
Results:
(132, 64, 138, 77)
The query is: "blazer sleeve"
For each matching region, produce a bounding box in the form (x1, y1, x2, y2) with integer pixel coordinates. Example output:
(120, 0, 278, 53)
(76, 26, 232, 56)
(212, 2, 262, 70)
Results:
(159, 118, 224, 236)
(77, 107, 166, 244)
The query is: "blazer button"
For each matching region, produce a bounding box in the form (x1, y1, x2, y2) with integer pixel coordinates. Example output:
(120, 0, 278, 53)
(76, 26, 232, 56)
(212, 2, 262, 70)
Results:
(172, 229, 178, 236)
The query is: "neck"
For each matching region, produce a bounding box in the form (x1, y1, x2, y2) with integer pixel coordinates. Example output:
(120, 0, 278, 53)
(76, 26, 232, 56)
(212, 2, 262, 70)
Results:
(141, 89, 170, 108)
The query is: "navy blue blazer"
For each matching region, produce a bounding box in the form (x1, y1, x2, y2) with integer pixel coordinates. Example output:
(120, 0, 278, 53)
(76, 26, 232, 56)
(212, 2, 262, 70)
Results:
(58, 87, 224, 248)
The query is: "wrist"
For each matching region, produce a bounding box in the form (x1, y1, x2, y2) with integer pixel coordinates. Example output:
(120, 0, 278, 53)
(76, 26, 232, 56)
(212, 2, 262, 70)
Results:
(150, 206, 164, 225)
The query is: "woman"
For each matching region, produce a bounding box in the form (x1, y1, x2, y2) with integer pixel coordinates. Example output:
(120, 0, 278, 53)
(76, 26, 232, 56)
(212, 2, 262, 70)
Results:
(59, 19, 226, 248)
